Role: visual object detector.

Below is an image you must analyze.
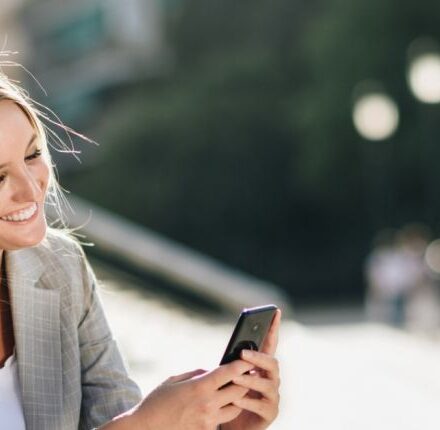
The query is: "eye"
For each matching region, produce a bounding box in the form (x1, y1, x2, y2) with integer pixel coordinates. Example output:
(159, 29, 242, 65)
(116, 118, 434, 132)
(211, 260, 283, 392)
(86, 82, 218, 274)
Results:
(0, 174, 5, 185)
(25, 148, 42, 161)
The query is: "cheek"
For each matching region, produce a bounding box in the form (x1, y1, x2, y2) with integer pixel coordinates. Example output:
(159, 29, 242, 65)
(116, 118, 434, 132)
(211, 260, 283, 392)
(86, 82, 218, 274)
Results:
(34, 158, 50, 193)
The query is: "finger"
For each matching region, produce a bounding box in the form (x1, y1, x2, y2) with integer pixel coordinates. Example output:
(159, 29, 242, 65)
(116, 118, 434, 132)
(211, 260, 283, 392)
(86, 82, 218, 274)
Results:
(215, 382, 248, 407)
(240, 350, 280, 380)
(165, 368, 207, 384)
(233, 396, 277, 422)
(261, 309, 282, 355)
(208, 360, 255, 389)
(218, 404, 243, 424)
(232, 374, 279, 402)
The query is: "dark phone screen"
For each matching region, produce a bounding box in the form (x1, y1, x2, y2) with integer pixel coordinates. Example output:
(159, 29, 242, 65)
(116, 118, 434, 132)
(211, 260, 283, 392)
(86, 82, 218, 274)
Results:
(220, 305, 277, 365)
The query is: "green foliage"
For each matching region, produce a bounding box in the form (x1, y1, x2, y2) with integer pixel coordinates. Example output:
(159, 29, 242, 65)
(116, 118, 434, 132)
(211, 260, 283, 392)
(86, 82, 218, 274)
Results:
(293, 0, 440, 222)
(68, 53, 300, 288)
(66, 0, 440, 302)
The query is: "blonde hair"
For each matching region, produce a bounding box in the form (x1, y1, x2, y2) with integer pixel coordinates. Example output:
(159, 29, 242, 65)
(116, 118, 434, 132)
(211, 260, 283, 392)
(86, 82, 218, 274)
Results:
(0, 52, 91, 233)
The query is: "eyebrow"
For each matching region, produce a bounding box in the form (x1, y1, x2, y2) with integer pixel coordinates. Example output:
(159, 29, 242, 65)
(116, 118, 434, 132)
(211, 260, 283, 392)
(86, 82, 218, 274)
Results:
(0, 134, 38, 170)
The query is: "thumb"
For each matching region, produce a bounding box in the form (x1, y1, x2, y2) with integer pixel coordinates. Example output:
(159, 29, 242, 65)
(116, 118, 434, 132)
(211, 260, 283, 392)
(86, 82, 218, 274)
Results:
(164, 368, 208, 384)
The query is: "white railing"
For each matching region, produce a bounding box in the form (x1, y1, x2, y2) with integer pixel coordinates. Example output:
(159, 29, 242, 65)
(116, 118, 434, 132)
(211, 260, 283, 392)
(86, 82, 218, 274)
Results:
(56, 195, 292, 314)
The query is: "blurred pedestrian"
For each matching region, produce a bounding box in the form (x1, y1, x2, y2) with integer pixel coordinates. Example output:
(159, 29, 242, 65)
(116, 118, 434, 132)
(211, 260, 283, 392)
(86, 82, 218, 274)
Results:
(395, 224, 430, 325)
(365, 229, 404, 325)
(406, 230, 440, 336)
(365, 225, 429, 327)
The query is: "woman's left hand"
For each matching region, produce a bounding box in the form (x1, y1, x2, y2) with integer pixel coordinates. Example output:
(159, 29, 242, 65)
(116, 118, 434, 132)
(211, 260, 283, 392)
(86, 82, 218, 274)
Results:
(221, 309, 281, 430)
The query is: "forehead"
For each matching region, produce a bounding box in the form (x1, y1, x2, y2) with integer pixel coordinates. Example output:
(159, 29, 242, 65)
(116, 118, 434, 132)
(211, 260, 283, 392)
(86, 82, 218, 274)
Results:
(0, 100, 34, 153)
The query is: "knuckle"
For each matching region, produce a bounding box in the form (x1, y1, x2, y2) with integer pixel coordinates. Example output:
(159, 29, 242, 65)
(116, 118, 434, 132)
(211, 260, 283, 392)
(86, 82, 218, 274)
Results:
(255, 401, 266, 415)
(233, 385, 248, 399)
(239, 386, 249, 396)
(230, 360, 243, 374)
(241, 359, 251, 369)
(229, 405, 242, 420)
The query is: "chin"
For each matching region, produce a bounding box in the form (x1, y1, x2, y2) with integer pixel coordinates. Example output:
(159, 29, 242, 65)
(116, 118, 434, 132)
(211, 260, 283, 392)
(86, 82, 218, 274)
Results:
(20, 233, 47, 248)
(21, 225, 47, 248)
(3, 223, 47, 251)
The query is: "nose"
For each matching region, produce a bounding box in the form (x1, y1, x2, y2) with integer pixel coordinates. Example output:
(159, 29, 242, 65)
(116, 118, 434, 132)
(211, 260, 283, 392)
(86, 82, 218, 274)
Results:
(11, 168, 43, 203)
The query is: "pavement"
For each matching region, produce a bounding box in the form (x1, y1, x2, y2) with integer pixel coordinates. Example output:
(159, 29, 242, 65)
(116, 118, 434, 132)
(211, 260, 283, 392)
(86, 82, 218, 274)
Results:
(93, 262, 440, 430)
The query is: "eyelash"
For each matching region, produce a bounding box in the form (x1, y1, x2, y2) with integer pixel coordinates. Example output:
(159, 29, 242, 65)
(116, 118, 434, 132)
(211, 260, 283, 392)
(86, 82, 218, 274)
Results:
(25, 148, 42, 161)
(0, 149, 42, 184)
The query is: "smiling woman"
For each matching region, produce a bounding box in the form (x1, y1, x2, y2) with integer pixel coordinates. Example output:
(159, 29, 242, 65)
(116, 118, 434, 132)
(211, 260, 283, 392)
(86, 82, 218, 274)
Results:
(0, 101, 49, 251)
(0, 63, 281, 430)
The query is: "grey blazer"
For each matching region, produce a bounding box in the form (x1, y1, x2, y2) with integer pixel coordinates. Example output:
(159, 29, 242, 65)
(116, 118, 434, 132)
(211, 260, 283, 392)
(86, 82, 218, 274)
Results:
(5, 229, 142, 430)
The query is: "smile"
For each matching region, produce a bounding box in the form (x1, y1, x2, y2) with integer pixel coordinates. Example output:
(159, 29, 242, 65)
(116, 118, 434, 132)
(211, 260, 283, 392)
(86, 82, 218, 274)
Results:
(0, 203, 38, 222)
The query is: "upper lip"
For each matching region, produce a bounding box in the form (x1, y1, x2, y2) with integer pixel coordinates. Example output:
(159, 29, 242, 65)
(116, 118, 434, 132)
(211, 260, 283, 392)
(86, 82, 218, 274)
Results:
(0, 203, 38, 218)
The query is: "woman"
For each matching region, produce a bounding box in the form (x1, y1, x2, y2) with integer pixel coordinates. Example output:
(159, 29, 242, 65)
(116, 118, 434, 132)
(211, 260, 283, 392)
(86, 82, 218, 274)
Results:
(0, 68, 281, 430)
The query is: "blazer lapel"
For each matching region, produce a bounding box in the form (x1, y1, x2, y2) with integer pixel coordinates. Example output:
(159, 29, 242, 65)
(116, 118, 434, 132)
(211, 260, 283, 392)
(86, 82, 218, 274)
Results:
(7, 247, 63, 429)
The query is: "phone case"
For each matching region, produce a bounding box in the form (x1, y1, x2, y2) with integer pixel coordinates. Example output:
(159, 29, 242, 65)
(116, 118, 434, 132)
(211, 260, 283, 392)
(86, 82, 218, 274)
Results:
(220, 304, 278, 365)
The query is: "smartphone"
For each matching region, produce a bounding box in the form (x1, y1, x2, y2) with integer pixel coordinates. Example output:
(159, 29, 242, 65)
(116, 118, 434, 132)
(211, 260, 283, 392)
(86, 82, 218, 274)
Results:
(220, 304, 278, 365)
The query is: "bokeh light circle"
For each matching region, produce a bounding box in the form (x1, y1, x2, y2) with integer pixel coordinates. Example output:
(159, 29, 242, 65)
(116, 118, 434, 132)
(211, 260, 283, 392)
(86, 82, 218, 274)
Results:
(408, 53, 440, 103)
(352, 93, 399, 141)
(425, 239, 440, 274)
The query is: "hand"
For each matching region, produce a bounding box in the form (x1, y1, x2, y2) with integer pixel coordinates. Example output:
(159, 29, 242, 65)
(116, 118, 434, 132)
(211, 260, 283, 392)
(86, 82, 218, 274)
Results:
(221, 309, 281, 430)
(104, 359, 255, 430)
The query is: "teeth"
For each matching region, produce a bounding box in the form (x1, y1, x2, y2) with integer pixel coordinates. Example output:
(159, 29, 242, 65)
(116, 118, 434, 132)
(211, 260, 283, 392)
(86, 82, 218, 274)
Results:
(1, 203, 37, 222)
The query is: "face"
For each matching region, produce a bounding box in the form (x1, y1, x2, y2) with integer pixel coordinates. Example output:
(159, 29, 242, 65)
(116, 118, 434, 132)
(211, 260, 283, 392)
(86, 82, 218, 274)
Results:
(0, 100, 49, 251)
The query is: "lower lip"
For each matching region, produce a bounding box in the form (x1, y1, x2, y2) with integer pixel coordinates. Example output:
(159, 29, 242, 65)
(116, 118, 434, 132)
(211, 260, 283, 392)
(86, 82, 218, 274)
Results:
(0, 204, 39, 225)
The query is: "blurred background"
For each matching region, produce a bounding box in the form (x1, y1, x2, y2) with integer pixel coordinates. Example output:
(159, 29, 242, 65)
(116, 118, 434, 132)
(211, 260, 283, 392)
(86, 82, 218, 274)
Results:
(2, 0, 440, 428)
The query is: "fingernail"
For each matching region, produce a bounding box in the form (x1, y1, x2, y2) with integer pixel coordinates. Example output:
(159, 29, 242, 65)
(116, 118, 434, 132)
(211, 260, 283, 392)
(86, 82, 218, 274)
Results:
(241, 349, 252, 358)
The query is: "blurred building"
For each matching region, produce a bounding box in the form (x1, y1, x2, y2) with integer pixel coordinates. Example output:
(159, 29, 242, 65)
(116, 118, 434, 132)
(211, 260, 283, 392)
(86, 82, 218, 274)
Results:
(18, 0, 171, 124)
(0, 0, 30, 66)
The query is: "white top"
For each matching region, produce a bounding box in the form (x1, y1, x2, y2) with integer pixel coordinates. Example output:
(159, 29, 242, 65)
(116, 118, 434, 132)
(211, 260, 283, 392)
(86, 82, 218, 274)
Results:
(0, 353, 26, 430)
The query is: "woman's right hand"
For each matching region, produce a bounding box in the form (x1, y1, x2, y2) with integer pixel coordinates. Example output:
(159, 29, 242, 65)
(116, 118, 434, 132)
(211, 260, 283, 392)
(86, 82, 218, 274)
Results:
(104, 359, 254, 430)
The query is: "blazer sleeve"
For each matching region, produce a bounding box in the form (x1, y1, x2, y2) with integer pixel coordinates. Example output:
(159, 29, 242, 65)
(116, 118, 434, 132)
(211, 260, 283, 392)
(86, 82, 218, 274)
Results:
(75, 248, 143, 430)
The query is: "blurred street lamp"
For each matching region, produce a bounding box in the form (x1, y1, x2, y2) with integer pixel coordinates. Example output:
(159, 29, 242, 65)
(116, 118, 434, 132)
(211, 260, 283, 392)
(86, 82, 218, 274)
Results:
(352, 92, 399, 141)
(407, 38, 440, 226)
(408, 53, 440, 104)
(352, 38, 440, 232)
(352, 88, 400, 230)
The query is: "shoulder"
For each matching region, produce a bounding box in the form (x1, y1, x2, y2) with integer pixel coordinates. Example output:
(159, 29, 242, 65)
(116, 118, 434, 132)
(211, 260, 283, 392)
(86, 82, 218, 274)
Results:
(38, 229, 98, 319)
(28, 228, 95, 292)
(8, 228, 88, 280)
(7, 229, 99, 323)
(40, 227, 84, 254)
(35, 228, 88, 269)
